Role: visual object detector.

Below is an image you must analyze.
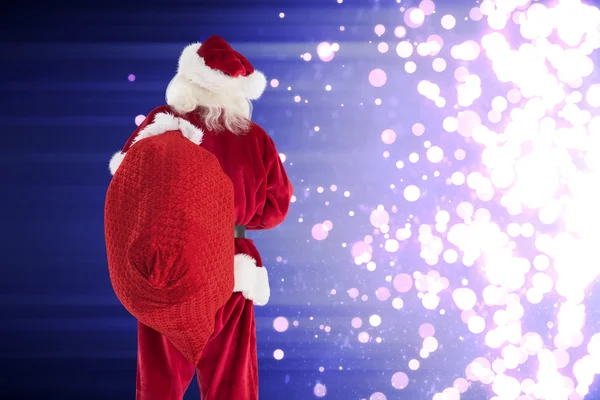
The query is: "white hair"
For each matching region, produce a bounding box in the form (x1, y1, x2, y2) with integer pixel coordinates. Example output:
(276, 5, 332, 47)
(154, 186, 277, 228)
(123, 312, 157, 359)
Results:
(165, 74, 251, 134)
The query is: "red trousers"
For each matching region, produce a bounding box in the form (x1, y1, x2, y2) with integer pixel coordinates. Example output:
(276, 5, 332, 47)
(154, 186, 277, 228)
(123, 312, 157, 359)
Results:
(136, 292, 258, 400)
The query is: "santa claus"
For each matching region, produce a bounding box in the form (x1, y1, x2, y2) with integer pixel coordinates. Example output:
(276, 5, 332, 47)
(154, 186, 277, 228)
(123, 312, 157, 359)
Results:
(104, 36, 293, 400)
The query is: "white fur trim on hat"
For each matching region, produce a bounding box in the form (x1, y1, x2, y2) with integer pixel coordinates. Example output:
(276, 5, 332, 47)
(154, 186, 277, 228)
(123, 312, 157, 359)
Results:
(233, 253, 270, 306)
(108, 112, 204, 175)
(177, 43, 267, 100)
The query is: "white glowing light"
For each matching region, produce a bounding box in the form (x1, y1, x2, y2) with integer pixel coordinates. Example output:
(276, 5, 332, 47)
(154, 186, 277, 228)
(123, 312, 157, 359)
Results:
(345, 0, 600, 398)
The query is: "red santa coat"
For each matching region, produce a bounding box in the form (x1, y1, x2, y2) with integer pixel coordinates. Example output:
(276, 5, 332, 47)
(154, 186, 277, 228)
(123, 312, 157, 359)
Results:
(114, 104, 293, 307)
(124, 105, 292, 217)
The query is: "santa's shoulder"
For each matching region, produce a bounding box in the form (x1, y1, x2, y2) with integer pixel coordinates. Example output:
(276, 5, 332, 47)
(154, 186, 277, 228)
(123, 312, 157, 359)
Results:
(248, 121, 280, 145)
(246, 121, 275, 140)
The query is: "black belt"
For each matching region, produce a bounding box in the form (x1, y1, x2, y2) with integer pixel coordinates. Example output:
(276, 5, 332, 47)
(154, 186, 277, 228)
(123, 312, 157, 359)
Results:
(234, 225, 247, 239)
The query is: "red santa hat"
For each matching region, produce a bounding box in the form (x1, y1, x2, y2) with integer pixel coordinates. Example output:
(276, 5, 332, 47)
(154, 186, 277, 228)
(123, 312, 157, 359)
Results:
(176, 36, 267, 100)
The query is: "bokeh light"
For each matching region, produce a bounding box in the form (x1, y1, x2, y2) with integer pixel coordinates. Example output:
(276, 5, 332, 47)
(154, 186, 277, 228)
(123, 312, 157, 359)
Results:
(369, 69, 387, 87)
(353, 0, 600, 397)
(317, 42, 335, 62)
(391, 371, 409, 389)
(273, 316, 289, 333)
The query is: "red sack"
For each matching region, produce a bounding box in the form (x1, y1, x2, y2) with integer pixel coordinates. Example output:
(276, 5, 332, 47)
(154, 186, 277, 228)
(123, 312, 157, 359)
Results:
(104, 118, 234, 365)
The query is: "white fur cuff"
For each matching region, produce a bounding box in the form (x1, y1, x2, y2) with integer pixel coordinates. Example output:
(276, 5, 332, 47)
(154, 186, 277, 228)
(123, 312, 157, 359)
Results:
(233, 254, 270, 306)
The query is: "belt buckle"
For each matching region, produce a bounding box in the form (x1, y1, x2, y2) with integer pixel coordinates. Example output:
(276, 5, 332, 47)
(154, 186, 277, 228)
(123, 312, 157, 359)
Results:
(234, 225, 246, 239)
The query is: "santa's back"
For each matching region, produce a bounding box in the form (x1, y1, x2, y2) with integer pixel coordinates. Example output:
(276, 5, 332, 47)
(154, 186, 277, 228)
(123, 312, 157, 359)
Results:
(181, 108, 292, 230)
